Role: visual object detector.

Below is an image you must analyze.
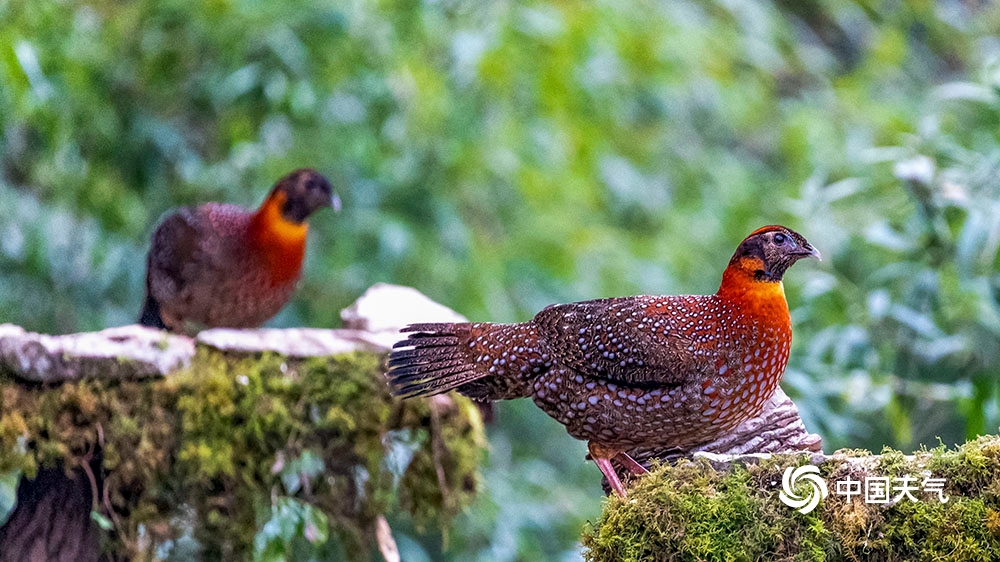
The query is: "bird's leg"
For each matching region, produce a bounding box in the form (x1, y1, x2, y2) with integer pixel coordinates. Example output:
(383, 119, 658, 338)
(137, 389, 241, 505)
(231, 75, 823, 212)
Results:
(592, 456, 628, 497)
(614, 452, 649, 476)
(588, 442, 628, 497)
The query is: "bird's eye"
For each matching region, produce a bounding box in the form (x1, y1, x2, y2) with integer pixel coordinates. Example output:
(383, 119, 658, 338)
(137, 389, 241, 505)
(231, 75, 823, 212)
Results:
(774, 233, 786, 244)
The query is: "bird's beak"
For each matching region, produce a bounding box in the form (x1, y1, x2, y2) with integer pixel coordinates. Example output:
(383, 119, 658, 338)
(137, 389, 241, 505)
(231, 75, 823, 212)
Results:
(330, 193, 342, 213)
(798, 243, 821, 261)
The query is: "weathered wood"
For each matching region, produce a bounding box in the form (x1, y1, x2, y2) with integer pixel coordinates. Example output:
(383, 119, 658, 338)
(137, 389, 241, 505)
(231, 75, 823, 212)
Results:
(0, 324, 193, 383)
(339, 282, 469, 348)
(0, 283, 468, 384)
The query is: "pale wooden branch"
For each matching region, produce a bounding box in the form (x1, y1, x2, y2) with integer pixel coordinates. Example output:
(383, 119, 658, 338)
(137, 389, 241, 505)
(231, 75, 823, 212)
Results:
(0, 283, 465, 384)
(0, 324, 194, 383)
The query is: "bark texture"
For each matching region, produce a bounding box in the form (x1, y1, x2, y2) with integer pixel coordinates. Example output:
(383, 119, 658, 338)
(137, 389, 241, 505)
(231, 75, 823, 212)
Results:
(0, 467, 99, 562)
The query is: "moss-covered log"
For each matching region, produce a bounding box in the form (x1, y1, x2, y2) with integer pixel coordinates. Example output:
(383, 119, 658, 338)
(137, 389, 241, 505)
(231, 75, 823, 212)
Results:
(583, 436, 1000, 561)
(0, 349, 484, 560)
(0, 284, 485, 561)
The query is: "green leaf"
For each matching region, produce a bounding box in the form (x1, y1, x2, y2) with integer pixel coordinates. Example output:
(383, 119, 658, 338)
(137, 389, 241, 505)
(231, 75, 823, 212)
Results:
(91, 510, 114, 531)
(0, 469, 21, 527)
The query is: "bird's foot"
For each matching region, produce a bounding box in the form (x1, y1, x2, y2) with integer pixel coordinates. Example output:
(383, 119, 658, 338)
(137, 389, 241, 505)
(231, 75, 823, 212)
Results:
(588, 442, 646, 497)
(614, 452, 649, 476)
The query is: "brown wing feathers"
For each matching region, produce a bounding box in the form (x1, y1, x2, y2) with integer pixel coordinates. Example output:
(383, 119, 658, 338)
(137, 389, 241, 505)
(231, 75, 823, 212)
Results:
(387, 299, 698, 400)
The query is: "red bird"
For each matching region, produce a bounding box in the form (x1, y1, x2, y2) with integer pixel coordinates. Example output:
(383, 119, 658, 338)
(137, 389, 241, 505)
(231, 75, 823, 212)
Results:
(387, 226, 819, 496)
(139, 169, 338, 333)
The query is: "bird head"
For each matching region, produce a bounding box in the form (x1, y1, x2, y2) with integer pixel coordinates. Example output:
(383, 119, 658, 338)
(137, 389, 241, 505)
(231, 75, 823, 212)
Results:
(269, 169, 340, 224)
(728, 225, 820, 282)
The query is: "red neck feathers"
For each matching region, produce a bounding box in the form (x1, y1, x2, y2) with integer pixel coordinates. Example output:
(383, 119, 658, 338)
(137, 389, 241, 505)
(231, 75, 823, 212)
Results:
(717, 256, 791, 328)
(248, 190, 308, 285)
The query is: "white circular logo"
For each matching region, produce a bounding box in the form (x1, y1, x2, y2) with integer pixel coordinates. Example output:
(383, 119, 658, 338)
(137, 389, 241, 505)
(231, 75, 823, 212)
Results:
(779, 465, 828, 514)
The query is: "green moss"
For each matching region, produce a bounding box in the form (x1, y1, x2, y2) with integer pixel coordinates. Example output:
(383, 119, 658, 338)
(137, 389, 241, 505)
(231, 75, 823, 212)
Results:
(0, 348, 485, 560)
(583, 437, 1000, 562)
(585, 456, 828, 562)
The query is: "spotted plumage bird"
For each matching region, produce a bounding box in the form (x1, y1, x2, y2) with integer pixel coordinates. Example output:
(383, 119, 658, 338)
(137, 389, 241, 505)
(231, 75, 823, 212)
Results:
(138, 169, 339, 333)
(387, 225, 819, 496)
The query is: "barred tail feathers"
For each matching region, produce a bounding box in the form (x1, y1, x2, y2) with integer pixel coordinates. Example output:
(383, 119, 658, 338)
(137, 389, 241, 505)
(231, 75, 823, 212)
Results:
(387, 322, 541, 401)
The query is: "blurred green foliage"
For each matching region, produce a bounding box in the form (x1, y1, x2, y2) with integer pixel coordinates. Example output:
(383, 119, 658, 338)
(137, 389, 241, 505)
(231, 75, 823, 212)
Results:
(2, 0, 1000, 559)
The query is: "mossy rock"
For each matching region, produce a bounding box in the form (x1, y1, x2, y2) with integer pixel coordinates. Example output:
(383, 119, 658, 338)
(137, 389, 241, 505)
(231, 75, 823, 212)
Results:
(583, 436, 1000, 562)
(0, 348, 486, 560)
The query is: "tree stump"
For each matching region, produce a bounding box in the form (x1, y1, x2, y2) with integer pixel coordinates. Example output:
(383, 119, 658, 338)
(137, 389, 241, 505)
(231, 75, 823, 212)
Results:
(0, 284, 484, 561)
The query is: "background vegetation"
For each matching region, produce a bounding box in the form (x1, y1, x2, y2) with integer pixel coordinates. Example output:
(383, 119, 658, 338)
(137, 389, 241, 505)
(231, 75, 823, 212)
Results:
(2, 0, 1000, 559)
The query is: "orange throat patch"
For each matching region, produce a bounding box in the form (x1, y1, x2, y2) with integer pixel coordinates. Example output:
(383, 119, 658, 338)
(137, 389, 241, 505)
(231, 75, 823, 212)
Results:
(248, 191, 308, 286)
(717, 257, 791, 327)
